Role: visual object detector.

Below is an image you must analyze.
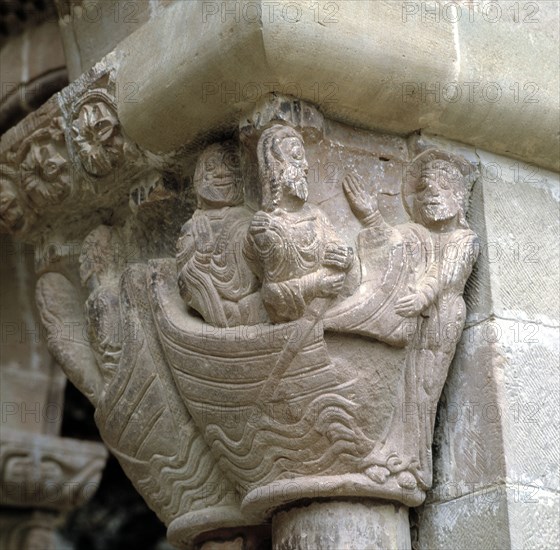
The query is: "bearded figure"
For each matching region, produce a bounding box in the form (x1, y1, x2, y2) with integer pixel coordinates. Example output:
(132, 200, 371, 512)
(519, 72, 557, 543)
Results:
(243, 125, 353, 323)
(327, 148, 479, 490)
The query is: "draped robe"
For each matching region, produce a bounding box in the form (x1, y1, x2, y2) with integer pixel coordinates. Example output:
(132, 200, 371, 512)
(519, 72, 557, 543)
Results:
(326, 213, 479, 488)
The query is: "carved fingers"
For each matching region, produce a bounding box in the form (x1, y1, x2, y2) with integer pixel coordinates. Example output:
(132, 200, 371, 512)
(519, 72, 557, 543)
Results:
(342, 173, 378, 221)
(249, 211, 285, 242)
(317, 270, 346, 298)
(395, 293, 428, 317)
(193, 215, 213, 254)
(324, 243, 354, 270)
(248, 212, 272, 234)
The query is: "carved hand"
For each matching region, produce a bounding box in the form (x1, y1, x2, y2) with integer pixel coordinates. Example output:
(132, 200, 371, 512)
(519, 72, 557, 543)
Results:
(343, 173, 378, 221)
(316, 270, 346, 298)
(249, 212, 272, 235)
(323, 243, 354, 271)
(193, 215, 213, 255)
(395, 292, 429, 317)
(249, 211, 286, 243)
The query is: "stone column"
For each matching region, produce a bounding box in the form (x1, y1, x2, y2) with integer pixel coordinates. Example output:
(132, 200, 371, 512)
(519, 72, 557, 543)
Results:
(273, 501, 411, 550)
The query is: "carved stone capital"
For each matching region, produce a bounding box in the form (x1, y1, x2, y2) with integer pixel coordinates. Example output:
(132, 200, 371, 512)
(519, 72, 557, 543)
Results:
(5, 89, 479, 547)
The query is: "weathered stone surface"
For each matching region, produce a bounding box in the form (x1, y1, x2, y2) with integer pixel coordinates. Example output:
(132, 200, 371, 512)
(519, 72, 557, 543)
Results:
(417, 485, 560, 550)
(113, 1, 559, 171)
(56, 0, 153, 80)
(466, 149, 559, 325)
(0, 229, 107, 544)
(413, 133, 559, 549)
(2, 3, 558, 546)
(426, 320, 559, 504)
(3, 88, 480, 546)
(0, 509, 60, 550)
(273, 500, 411, 550)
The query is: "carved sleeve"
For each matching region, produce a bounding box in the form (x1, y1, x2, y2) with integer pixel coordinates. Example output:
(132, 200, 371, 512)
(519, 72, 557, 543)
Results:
(176, 219, 196, 273)
(416, 230, 479, 306)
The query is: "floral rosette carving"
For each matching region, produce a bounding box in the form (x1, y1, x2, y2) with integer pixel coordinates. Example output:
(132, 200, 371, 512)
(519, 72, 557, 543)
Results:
(71, 91, 125, 177)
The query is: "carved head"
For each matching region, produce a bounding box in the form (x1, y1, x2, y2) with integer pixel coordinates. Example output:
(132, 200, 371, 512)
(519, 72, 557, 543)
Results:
(19, 136, 71, 208)
(404, 149, 475, 229)
(257, 125, 309, 211)
(193, 141, 243, 208)
(72, 94, 124, 177)
(0, 165, 26, 233)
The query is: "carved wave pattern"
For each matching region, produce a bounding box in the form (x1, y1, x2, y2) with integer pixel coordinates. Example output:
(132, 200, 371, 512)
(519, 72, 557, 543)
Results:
(203, 392, 375, 490)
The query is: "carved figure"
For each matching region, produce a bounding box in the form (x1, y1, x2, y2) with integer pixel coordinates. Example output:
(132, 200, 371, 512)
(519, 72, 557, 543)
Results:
(71, 92, 125, 177)
(37, 222, 250, 542)
(11, 118, 71, 210)
(0, 165, 27, 234)
(29, 92, 480, 544)
(177, 141, 265, 326)
(329, 149, 479, 489)
(244, 125, 353, 323)
(79, 225, 126, 387)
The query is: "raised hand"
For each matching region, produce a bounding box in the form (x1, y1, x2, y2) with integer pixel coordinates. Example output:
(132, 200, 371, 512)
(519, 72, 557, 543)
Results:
(342, 173, 378, 221)
(193, 215, 213, 254)
(324, 243, 354, 270)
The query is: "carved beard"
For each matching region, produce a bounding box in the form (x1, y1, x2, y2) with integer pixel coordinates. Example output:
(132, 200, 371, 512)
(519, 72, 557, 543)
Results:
(420, 204, 456, 222)
(418, 199, 459, 225)
(282, 163, 308, 202)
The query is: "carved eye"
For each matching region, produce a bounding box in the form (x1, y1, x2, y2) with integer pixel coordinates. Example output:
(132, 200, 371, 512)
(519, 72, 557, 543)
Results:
(206, 158, 217, 172)
(417, 178, 428, 192)
(438, 177, 450, 190)
(94, 119, 114, 140)
(291, 145, 304, 161)
(224, 152, 239, 170)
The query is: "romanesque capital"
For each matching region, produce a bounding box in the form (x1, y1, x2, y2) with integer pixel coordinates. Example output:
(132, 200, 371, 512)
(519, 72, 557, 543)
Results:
(3, 86, 482, 547)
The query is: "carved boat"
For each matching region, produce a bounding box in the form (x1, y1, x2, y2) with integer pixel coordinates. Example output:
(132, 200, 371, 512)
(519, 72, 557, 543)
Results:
(148, 259, 425, 513)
